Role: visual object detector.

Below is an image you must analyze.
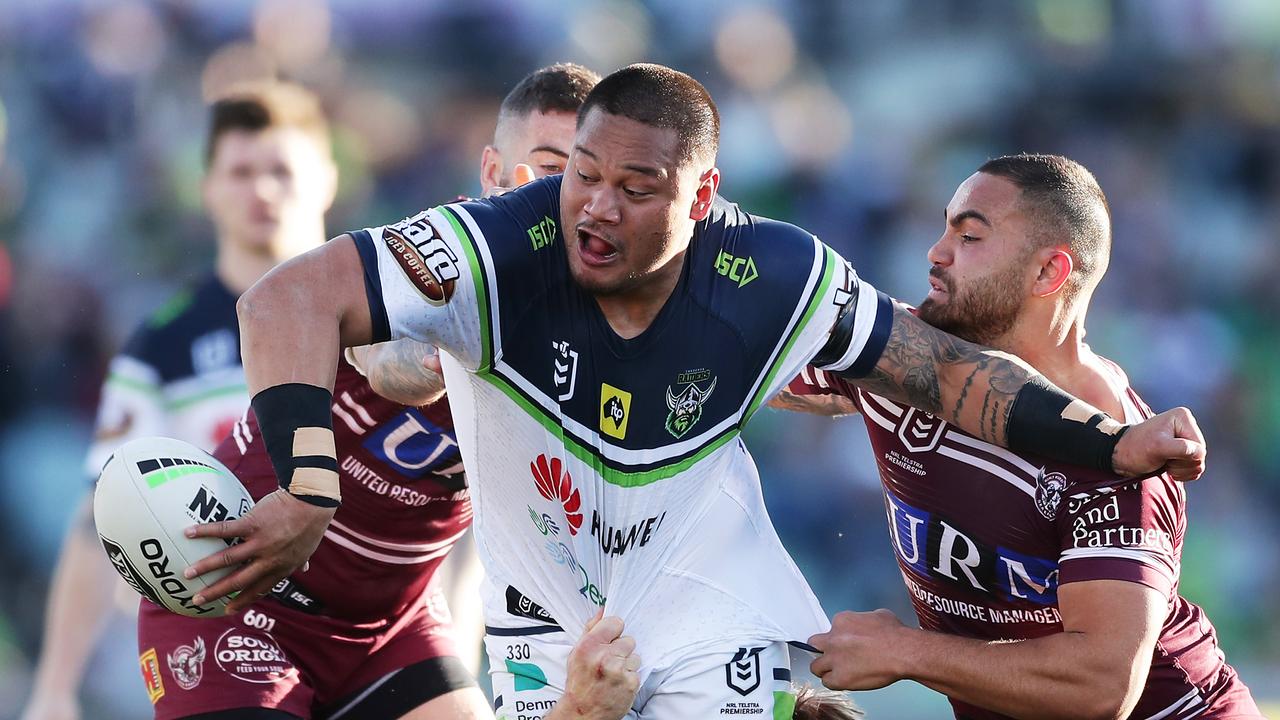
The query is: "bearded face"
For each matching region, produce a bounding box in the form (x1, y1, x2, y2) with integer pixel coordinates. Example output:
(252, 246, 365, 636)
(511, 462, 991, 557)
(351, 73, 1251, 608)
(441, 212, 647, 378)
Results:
(917, 256, 1029, 346)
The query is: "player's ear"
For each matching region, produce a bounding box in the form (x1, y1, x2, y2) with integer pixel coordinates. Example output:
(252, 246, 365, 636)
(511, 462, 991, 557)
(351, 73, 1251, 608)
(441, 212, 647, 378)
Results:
(689, 167, 720, 221)
(1032, 248, 1073, 298)
(480, 146, 503, 196)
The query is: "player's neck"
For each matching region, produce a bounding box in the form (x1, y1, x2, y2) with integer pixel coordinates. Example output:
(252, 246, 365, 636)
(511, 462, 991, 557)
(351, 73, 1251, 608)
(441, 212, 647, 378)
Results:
(593, 249, 687, 340)
(215, 239, 280, 296)
(1001, 306, 1124, 417)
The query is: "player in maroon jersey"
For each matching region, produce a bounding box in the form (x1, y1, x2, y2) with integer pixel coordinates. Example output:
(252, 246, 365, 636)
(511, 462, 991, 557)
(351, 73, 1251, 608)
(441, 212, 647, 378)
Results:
(135, 64, 642, 720)
(784, 155, 1260, 719)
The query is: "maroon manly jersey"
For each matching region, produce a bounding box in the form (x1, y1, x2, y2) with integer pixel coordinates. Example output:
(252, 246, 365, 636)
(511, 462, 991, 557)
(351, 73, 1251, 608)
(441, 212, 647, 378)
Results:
(217, 358, 470, 623)
(788, 362, 1259, 719)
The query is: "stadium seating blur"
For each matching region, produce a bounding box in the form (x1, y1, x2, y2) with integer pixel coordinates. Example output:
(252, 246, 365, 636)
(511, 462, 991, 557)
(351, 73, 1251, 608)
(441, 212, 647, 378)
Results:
(0, 2, 1274, 717)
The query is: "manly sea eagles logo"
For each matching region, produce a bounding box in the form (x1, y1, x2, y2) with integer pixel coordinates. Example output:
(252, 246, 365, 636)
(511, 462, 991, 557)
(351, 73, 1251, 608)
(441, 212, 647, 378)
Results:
(1035, 470, 1069, 520)
(665, 369, 717, 439)
(166, 637, 206, 690)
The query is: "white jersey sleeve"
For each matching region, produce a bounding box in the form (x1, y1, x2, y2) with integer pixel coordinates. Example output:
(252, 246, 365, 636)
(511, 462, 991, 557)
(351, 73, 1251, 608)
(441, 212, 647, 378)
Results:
(83, 355, 168, 478)
(740, 239, 894, 424)
(351, 206, 495, 373)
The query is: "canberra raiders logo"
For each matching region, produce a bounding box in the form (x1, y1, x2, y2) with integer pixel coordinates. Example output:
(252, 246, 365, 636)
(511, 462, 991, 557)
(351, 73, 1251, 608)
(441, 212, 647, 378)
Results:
(665, 369, 717, 439)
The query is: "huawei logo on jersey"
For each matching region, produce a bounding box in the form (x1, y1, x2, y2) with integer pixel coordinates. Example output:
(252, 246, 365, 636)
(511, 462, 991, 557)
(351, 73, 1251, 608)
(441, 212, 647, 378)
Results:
(531, 454, 582, 535)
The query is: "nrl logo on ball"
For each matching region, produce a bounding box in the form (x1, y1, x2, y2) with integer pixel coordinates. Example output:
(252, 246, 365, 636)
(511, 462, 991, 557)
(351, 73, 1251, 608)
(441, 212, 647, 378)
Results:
(665, 369, 716, 439)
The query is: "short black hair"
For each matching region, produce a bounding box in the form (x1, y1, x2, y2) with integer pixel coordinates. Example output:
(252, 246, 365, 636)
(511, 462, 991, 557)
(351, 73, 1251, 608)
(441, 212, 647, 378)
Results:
(498, 63, 601, 127)
(205, 81, 330, 164)
(978, 153, 1111, 297)
(577, 63, 719, 165)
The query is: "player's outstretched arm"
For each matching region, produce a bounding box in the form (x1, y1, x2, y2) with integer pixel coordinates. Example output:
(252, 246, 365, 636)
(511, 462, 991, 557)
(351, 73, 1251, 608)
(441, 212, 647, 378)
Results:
(767, 368, 861, 417)
(349, 338, 446, 406)
(841, 304, 1205, 480)
(810, 580, 1163, 719)
(185, 235, 374, 612)
(20, 492, 119, 720)
(545, 613, 641, 720)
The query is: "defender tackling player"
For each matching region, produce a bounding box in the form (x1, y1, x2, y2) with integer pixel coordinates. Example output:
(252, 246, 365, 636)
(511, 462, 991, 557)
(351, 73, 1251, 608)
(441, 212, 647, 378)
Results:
(788, 155, 1260, 718)
(191, 65, 1205, 718)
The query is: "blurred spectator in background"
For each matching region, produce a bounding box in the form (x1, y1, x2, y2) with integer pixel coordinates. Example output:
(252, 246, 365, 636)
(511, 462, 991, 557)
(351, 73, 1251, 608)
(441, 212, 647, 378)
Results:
(18, 81, 336, 720)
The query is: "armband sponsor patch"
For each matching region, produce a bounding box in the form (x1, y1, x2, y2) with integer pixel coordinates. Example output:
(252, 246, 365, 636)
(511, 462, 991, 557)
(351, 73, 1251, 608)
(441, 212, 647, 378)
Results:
(383, 213, 459, 306)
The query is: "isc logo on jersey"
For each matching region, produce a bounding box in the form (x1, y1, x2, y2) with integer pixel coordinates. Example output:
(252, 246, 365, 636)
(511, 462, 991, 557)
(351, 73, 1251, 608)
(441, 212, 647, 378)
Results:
(383, 213, 458, 306)
(94, 436, 255, 617)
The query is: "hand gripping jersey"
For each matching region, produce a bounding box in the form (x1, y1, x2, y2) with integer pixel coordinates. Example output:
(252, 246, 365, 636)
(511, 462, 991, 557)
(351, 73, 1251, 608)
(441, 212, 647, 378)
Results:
(86, 275, 248, 477)
(351, 175, 893, 669)
(790, 364, 1260, 719)
(216, 358, 470, 622)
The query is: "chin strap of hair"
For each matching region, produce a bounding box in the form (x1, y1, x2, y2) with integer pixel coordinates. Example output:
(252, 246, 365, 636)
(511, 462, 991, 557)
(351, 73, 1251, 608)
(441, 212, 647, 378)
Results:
(251, 383, 341, 508)
(1006, 375, 1129, 474)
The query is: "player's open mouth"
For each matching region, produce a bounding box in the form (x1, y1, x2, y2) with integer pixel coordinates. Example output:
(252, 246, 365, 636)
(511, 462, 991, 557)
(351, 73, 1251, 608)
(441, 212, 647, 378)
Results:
(576, 227, 619, 267)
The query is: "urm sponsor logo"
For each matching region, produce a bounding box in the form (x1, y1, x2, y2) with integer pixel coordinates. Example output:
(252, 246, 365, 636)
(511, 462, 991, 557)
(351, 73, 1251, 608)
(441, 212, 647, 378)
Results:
(884, 491, 1059, 605)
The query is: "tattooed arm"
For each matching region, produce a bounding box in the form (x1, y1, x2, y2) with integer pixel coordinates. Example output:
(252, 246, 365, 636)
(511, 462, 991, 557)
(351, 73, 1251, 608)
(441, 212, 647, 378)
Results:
(833, 303, 1205, 480)
(851, 304, 1027, 445)
(350, 338, 446, 406)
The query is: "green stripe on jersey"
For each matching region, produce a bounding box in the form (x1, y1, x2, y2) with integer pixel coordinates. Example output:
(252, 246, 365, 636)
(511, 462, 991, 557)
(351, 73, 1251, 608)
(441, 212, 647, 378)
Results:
(773, 690, 797, 720)
(439, 205, 494, 373)
(106, 372, 162, 397)
(166, 381, 248, 409)
(481, 369, 740, 488)
(166, 383, 248, 410)
(146, 289, 195, 329)
(742, 243, 836, 424)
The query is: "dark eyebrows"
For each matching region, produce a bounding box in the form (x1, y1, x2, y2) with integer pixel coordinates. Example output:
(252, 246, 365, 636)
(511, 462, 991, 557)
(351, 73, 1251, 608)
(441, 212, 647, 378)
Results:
(529, 145, 569, 159)
(571, 145, 663, 179)
(948, 209, 992, 228)
(621, 163, 662, 179)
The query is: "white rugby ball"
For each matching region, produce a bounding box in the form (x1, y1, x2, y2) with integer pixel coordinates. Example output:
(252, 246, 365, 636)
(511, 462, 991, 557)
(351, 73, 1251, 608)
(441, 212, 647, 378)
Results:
(94, 436, 255, 618)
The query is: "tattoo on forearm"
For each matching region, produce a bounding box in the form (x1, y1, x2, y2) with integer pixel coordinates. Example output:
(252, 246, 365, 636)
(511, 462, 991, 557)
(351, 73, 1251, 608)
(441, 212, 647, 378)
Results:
(850, 306, 1032, 444)
(368, 340, 445, 405)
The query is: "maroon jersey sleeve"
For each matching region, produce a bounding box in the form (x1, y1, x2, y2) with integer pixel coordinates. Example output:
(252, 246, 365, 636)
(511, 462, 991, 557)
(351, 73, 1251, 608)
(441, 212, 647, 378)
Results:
(1055, 476, 1183, 598)
(786, 366, 858, 399)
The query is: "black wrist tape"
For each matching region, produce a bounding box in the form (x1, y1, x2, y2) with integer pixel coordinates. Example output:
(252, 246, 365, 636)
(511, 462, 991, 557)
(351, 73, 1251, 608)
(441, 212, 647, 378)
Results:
(251, 383, 341, 508)
(1006, 376, 1129, 474)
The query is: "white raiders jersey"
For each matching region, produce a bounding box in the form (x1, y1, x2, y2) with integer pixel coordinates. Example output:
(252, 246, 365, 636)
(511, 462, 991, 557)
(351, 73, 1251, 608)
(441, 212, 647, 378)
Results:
(85, 275, 247, 478)
(350, 176, 894, 669)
